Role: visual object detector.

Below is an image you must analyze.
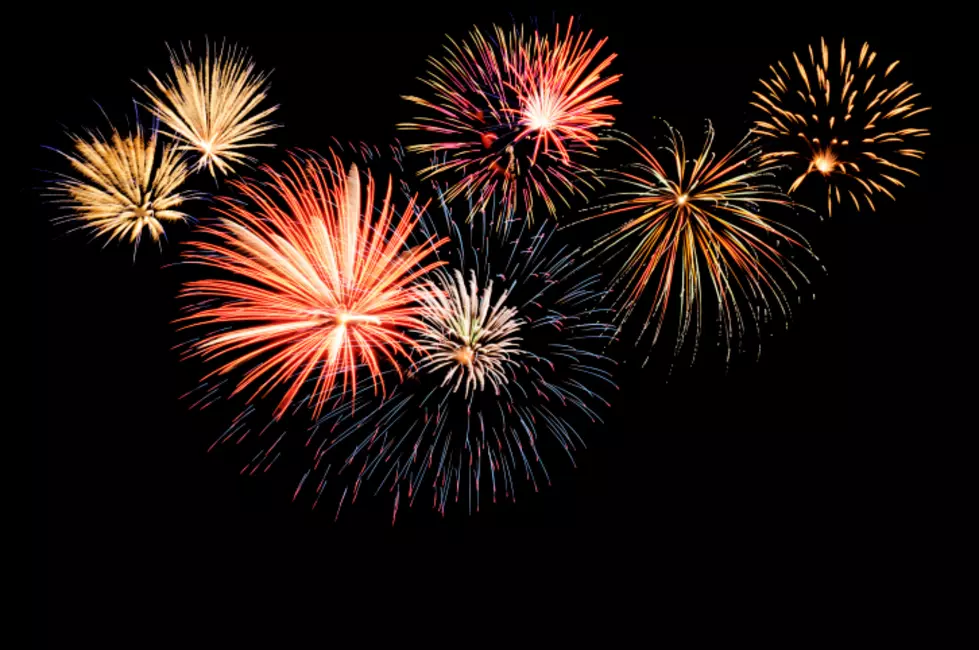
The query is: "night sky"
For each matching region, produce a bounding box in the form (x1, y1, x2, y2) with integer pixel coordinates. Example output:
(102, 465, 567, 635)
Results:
(29, 7, 959, 640)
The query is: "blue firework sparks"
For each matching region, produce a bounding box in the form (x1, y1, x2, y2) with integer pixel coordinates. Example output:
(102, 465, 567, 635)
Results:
(301, 194, 617, 520)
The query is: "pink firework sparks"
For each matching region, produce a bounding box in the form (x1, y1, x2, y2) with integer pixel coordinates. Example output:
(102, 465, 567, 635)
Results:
(400, 18, 620, 222)
(510, 18, 620, 166)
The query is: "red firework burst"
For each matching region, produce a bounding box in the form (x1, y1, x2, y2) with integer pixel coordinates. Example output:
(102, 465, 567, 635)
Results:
(511, 18, 620, 166)
(399, 17, 620, 221)
(178, 151, 447, 419)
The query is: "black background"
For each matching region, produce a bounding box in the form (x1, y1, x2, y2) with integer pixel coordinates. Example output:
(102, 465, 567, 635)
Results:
(27, 6, 961, 640)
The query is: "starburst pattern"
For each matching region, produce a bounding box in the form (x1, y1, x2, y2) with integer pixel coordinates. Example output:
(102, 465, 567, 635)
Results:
(400, 18, 619, 221)
(138, 42, 278, 177)
(50, 120, 196, 249)
(178, 151, 447, 419)
(588, 123, 813, 361)
(751, 37, 929, 215)
(415, 268, 524, 396)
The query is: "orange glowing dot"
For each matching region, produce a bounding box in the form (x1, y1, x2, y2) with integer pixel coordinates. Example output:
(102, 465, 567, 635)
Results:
(812, 149, 837, 175)
(452, 345, 475, 366)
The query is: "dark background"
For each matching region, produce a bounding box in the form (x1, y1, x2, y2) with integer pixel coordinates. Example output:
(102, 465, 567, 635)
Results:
(27, 7, 960, 640)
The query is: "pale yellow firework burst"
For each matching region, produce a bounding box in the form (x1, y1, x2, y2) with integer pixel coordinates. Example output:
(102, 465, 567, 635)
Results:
(414, 269, 525, 396)
(752, 37, 929, 216)
(51, 122, 196, 248)
(138, 42, 278, 177)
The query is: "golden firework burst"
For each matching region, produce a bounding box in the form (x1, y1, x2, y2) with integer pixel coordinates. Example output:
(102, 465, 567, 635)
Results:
(50, 121, 196, 248)
(588, 123, 813, 361)
(752, 37, 929, 216)
(138, 42, 278, 177)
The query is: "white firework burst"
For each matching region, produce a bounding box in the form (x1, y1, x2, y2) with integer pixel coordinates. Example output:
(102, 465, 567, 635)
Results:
(415, 269, 524, 395)
(137, 41, 278, 177)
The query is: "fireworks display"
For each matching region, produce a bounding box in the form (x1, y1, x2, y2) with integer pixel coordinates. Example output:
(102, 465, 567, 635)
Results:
(588, 123, 813, 361)
(751, 37, 929, 215)
(39, 22, 937, 523)
(138, 42, 278, 177)
(400, 18, 620, 221)
(178, 151, 447, 420)
(49, 120, 197, 249)
(290, 200, 616, 519)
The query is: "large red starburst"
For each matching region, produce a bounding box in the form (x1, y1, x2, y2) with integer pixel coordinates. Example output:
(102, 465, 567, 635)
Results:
(179, 151, 447, 419)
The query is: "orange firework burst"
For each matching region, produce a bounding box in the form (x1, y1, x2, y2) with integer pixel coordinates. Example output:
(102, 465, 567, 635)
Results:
(751, 37, 929, 216)
(587, 123, 813, 361)
(400, 18, 619, 221)
(178, 152, 447, 419)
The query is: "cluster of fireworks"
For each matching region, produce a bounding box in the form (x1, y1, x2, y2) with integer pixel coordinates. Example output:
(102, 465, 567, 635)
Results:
(44, 23, 929, 521)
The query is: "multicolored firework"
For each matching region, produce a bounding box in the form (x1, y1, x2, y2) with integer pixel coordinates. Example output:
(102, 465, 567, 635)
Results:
(293, 198, 617, 521)
(400, 18, 620, 221)
(49, 119, 197, 249)
(586, 122, 813, 362)
(178, 151, 447, 420)
(415, 268, 525, 396)
(138, 42, 278, 177)
(751, 37, 929, 215)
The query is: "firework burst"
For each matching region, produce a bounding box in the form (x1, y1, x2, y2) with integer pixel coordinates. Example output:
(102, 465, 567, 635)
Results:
(138, 42, 278, 177)
(751, 37, 929, 216)
(512, 19, 620, 165)
(400, 18, 620, 221)
(587, 122, 813, 362)
(178, 151, 447, 420)
(294, 199, 617, 520)
(49, 119, 196, 249)
(415, 268, 525, 396)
